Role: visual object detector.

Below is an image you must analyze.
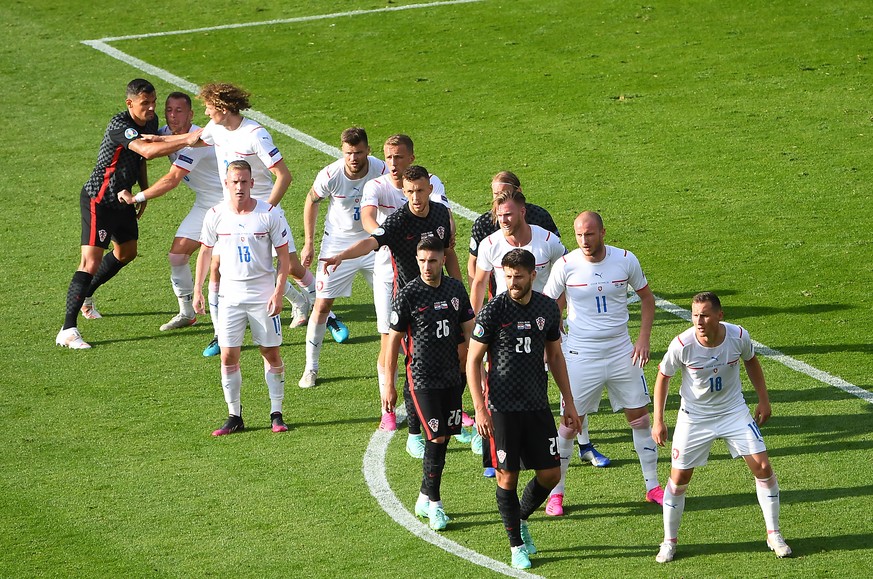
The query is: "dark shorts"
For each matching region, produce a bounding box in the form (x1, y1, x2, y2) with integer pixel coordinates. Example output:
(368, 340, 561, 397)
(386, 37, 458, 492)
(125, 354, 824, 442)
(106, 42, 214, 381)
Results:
(408, 382, 464, 440)
(80, 189, 138, 248)
(488, 408, 560, 472)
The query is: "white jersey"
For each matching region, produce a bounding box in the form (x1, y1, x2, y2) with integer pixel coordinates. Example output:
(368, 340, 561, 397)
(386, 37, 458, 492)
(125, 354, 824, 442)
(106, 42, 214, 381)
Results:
(200, 118, 284, 202)
(360, 173, 449, 224)
(477, 225, 566, 294)
(159, 124, 223, 209)
(543, 245, 648, 347)
(659, 322, 754, 419)
(312, 156, 387, 250)
(200, 199, 291, 305)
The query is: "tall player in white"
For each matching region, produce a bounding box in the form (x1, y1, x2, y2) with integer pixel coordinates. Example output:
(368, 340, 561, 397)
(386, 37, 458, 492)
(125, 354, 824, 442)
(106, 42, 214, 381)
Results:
(360, 134, 460, 437)
(193, 160, 295, 436)
(297, 128, 387, 389)
(118, 92, 224, 346)
(196, 83, 310, 334)
(542, 211, 662, 516)
(651, 292, 791, 563)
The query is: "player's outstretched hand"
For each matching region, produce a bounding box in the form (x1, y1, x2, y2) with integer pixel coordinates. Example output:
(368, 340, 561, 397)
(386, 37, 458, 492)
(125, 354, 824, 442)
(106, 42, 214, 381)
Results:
(754, 399, 772, 426)
(267, 293, 283, 316)
(320, 256, 341, 275)
(300, 242, 314, 268)
(631, 339, 650, 367)
(185, 127, 203, 145)
(381, 384, 397, 414)
(193, 291, 206, 315)
(652, 420, 668, 447)
(474, 407, 493, 438)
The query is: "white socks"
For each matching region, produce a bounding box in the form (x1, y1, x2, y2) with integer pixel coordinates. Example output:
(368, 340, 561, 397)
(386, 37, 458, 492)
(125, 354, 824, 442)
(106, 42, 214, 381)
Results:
(265, 362, 285, 414)
(629, 413, 660, 491)
(305, 320, 328, 372)
(169, 253, 195, 317)
(662, 479, 687, 542)
(756, 474, 781, 532)
(221, 363, 242, 416)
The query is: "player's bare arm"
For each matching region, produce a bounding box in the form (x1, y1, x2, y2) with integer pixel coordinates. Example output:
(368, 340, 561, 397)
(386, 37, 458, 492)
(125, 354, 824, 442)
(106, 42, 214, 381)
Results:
(269, 244, 291, 316)
(300, 188, 322, 268)
(192, 244, 214, 315)
(320, 237, 379, 274)
(651, 371, 671, 446)
(631, 285, 656, 367)
(360, 205, 379, 234)
(129, 128, 202, 159)
(120, 164, 187, 205)
(469, 266, 491, 314)
(466, 339, 493, 438)
(744, 355, 772, 426)
(267, 159, 292, 206)
(545, 338, 582, 434)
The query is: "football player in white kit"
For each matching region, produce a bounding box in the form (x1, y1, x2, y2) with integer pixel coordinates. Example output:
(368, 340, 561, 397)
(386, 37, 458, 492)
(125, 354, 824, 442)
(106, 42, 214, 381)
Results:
(360, 134, 460, 438)
(651, 292, 791, 563)
(541, 211, 662, 516)
(118, 92, 223, 340)
(296, 128, 387, 389)
(193, 160, 296, 436)
(196, 83, 310, 348)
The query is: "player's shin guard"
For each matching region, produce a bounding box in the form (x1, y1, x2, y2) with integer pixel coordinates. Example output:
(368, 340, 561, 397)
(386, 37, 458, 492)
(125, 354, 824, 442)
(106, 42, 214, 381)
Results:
(208, 282, 220, 334)
(304, 320, 327, 371)
(422, 440, 449, 502)
(496, 486, 523, 547)
(756, 474, 781, 532)
(169, 253, 195, 317)
(264, 362, 285, 414)
(86, 252, 126, 297)
(552, 424, 575, 496)
(520, 477, 552, 520)
(629, 413, 660, 491)
(663, 479, 687, 541)
(64, 271, 94, 329)
(221, 363, 242, 416)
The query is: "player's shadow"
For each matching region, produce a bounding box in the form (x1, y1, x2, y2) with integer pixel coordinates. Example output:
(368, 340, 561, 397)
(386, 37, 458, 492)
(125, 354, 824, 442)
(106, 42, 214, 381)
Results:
(767, 342, 873, 357)
(290, 415, 379, 429)
(657, 531, 872, 560)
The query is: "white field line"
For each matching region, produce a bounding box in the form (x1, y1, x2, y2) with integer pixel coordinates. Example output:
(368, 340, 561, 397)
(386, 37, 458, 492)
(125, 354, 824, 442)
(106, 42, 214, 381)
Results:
(88, 0, 484, 42)
(81, 6, 870, 572)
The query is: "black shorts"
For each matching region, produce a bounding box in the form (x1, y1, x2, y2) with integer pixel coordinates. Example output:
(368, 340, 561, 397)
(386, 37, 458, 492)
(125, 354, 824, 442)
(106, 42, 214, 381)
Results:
(80, 189, 138, 249)
(408, 382, 464, 440)
(488, 408, 560, 472)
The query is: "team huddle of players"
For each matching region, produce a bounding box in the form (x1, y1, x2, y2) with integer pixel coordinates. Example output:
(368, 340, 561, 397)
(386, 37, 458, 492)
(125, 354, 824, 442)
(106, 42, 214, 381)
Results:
(56, 79, 792, 570)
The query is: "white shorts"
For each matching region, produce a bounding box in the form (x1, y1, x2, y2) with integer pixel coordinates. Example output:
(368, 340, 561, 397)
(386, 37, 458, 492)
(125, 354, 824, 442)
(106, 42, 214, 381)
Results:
(373, 247, 395, 333)
(563, 336, 650, 415)
(217, 302, 283, 348)
(175, 204, 211, 241)
(670, 405, 767, 470)
(315, 252, 374, 299)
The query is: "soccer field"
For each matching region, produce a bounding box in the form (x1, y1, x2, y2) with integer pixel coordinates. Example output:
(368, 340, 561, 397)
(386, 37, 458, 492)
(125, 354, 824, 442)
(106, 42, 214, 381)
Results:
(2, 1, 871, 577)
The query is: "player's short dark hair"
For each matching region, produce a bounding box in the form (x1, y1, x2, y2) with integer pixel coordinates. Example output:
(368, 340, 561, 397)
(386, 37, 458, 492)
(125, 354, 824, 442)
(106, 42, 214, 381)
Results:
(385, 134, 414, 153)
(417, 236, 444, 254)
(341, 127, 368, 147)
(692, 291, 722, 311)
(166, 91, 192, 107)
(197, 82, 251, 114)
(492, 188, 527, 215)
(127, 79, 155, 97)
(403, 165, 430, 183)
(492, 170, 521, 190)
(501, 248, 535, 273)
(227, 159, 252, 175)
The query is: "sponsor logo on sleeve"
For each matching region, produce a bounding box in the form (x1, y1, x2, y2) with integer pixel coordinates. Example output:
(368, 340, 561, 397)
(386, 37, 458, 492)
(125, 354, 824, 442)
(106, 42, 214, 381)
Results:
(124, 128, 139, 140)
(178, 154, 193, 164)
(268, 147, 280, 157)
(469, 238, 478, 251)
(473, 323, 485, 338)
(390, 311, 399, 325)
(373, 227, 385, 237)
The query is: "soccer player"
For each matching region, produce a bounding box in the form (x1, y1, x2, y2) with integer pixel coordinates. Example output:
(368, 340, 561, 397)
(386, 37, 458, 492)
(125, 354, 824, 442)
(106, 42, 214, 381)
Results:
(652, 292, 791, 563)
(467, 249, 582, 570)
(192, 161, 296, 436)
(117, 92, 223, 348)
(56, 78, 201, 349)
(360, 134, 456, 431)
(541, 211, 662, 516)
(196, 83, 310, 335)
(384, 237, 475, 530)
(297, 127, 387, 388)
(322, 165, 454, 458)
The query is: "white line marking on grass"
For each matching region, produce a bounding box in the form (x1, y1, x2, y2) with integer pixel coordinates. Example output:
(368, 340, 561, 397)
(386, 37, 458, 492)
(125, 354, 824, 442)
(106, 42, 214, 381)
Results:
(656, 297, 872, 404)
(362, 408, 542, 578)
(87, 0, 484, 42)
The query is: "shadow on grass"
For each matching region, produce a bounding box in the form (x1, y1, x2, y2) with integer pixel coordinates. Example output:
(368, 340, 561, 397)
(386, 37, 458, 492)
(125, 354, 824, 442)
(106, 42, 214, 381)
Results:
(656, 531, 873, 560)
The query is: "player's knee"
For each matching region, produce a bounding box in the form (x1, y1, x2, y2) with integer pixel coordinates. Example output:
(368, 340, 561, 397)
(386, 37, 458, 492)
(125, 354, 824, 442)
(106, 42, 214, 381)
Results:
(628, 413, 650, 430)
(537, 468, 561, 489)
(168, 252, 190, 266)
(558, 423, 577, 439)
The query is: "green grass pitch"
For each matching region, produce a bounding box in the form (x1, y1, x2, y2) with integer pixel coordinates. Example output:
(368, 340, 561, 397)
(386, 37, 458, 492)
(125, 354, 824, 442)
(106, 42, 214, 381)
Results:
(1, 1, 871, 577)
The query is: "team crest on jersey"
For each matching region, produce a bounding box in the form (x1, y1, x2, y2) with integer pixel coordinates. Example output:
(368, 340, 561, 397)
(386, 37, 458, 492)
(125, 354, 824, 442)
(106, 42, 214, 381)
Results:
(437, 226, 445, 239)
(536, 317, 545, 331)
(98, 229, 107, 242)
(240, 236, 246, 242)
(713, 368, 718, 374)
(124, 128, 139, 140)
(473, 323, 485, 338)
(428, 418, 440, 432)
(517, 321, 531, 330)
(598, 286, 603, 292)
(451, 297, 459, 311)
(497, 450, 507, 463)
(434, 301, 448, 310)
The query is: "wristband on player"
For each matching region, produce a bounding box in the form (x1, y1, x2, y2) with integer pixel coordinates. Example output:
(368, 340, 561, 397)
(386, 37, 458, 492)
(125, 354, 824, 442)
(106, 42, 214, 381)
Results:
(134, 192, 146, 203)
